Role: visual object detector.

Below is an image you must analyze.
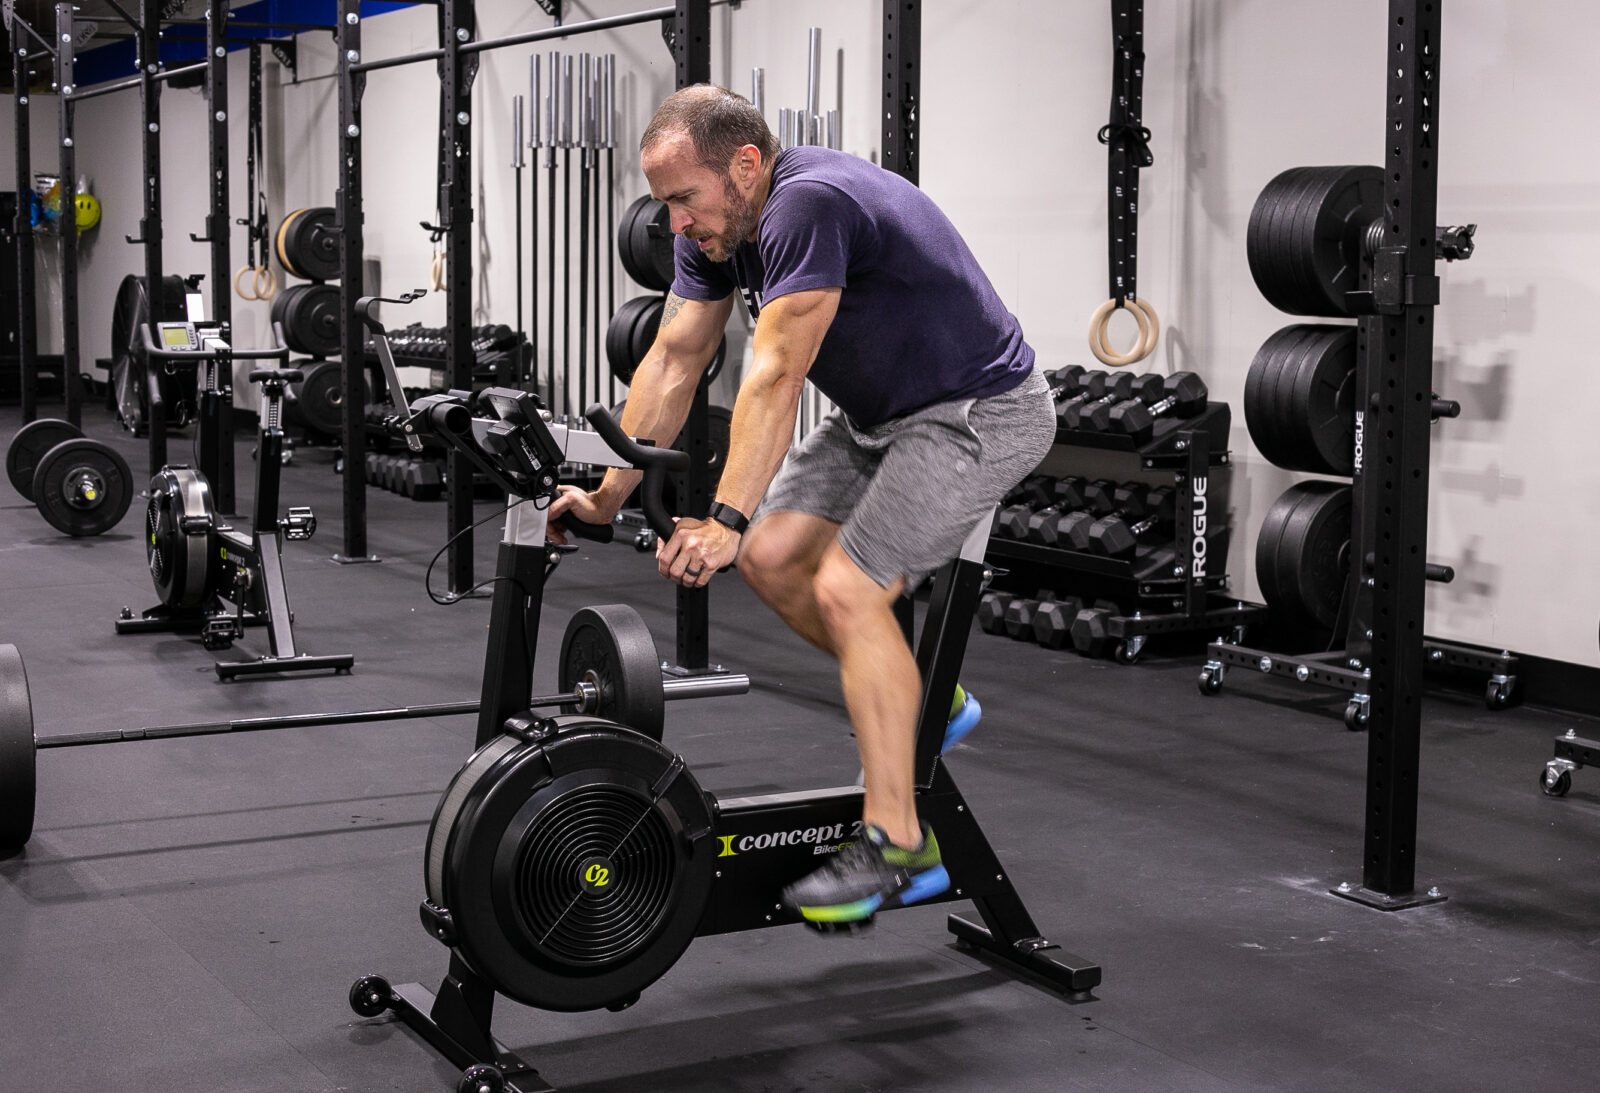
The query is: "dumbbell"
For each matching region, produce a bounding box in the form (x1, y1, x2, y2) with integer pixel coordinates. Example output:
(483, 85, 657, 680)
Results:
(1003, 593, 1058, 641)
(1065, 372, 1166, 431)
(400, 459, 444, 501)
(1088, 487, 1177, 558)
(1070, 602, 1121, 657)
(977, 591, 1015, 635)
(1031, 595, 1086, 649)
(1046, 365, 1090, 400)
(1108, 372, 1209, 442)
(1058, 371, 1136, 429)
(1030, 480, 1149, 549)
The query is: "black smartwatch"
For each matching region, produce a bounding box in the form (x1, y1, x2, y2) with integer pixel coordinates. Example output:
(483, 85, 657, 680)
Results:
(707, 501, 750, 535)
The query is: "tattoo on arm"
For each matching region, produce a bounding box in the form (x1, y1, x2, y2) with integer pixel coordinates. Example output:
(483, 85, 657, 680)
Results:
(660, 291, 686, 328)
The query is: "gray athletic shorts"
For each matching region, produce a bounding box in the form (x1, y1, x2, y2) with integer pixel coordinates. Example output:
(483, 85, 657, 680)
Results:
(752, 365, 1056, 589)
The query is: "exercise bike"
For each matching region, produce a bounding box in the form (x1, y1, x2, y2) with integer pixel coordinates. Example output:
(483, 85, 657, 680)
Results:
(115, 320, 354, 681)
(345, 302, 1102, 1093)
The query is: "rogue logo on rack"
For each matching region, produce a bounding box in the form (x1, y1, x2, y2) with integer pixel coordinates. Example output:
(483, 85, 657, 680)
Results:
(716, 822, 861, 857)
(1191, 476, 1209, 579)
(1353, 411, 1365, 473)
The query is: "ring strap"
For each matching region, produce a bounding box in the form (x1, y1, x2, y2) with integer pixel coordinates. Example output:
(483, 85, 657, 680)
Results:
(1098, 0, 1153, 309)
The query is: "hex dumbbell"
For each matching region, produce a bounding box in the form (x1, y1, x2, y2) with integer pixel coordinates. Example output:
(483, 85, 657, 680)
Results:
(1031, 595, 1086, 648)
(1108, 371, 1209, 442)
(1067, 372, 1166, 431)
(1058, 371, 1136, 429)
(1087, 487, 1177, 557)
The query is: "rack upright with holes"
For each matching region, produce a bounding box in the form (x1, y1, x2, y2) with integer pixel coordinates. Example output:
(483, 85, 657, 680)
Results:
(985, 401, 1268, 664)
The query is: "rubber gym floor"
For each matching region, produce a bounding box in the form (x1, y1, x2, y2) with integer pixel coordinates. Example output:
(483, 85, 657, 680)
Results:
(2, 403, 1597, 1093)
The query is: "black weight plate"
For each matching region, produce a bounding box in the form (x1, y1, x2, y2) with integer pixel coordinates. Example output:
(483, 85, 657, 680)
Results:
(282, 206, 340, 282)
(0, 642, 37, 853)
(1244, 325, 1313, 467)
(616, 194, 647, 275)
(7, 419, 83, 501)
(669, 404, 733, 506)
(145, 466, 216, 606)
(278, 282, 342, 357)
(1271, 324, 1321, 473)
(1247, 168, 1311, 314)
(558, 604, 665, 742)
(606, 296, 659, 385)
(1255, 480, 1351, 632)
(628, 295, 666, 371)
(296, 360, 364, 437)
(1298, 166, 1382, 316)
(1286, 326, 1357, 475)
(619, 196, 674, 292)
(31, 439, 134, 537)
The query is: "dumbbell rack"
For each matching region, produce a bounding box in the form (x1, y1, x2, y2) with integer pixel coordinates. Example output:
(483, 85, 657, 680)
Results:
(986, 399, 1268, 663)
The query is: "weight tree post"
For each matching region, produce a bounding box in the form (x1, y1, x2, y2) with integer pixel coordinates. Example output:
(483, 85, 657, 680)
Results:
(335, 0, 375, 564)
(442, 0, 480, 596)
(53, 4, 81, 428)
(671, 0, 712, 672)
(202, 0, 235, 513)
(12, 15, 38, 424)
(1335, 0, 1447, 911)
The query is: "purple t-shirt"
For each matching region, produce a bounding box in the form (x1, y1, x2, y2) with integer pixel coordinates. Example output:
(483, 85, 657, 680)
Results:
(671, 146, 1034, 429)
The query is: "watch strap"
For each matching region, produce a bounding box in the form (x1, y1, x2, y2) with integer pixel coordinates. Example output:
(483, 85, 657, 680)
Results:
(707, 501, 750, 535)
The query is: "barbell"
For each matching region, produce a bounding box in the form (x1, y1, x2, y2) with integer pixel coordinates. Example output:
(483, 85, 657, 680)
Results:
(0, 606, 747, 853)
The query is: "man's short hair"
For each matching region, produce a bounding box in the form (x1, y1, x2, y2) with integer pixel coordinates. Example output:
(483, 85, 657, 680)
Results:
(641, 84, 780, 173)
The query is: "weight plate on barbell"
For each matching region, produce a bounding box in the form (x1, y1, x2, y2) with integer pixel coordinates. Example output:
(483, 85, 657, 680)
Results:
(31, 438, 134, 537)
(557, 604, 665, 742)
(0, 642, 38, 854)
(1255, 479, 1351, 634)
(6, 418, 83, 502)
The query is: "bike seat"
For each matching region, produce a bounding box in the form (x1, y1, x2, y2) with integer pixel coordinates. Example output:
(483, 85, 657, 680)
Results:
(249, 367, 305, 385)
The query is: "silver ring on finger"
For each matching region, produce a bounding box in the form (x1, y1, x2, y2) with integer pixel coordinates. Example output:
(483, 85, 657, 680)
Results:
(685, 568, 703, 578)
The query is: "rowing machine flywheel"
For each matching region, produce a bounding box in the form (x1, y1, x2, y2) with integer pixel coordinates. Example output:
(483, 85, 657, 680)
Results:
(145, 467, 218, 607)
(423, 716, 716, 1012)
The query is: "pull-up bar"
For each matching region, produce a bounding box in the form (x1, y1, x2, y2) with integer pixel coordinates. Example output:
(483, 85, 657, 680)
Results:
(65, 60, 207, 101)
(352, 4, 673, 75)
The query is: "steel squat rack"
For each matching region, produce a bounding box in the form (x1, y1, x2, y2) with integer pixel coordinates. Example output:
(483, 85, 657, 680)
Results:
(332, 0, 725, 668)
(9, 0, 335, 514)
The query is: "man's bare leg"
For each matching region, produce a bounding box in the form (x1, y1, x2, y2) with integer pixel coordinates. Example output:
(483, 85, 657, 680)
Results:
(738, 510, 844, 656)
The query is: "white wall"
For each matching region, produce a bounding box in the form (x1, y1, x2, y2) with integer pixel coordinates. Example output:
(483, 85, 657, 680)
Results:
(13, 1, 1598, 666)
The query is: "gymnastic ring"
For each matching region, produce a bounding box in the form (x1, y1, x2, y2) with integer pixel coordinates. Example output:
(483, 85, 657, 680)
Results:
(1088, 297, 1160, 367)
(235, 265, 260, 301)
(430, 250, 446, 293)
(253, 265, 278, 302)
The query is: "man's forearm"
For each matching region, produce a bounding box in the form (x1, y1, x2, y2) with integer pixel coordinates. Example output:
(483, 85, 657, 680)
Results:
(593, 349, 701, 508)
(714, 355, 806, 518)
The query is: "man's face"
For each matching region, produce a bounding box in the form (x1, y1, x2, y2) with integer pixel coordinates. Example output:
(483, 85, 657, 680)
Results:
(643, 133, 759, 263)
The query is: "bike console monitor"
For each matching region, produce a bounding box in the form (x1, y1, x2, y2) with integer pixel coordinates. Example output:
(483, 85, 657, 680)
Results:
(156, 322, 200, 351)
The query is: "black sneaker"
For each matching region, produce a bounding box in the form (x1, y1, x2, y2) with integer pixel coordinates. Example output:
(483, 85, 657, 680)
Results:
(781, 823, 949, 924)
